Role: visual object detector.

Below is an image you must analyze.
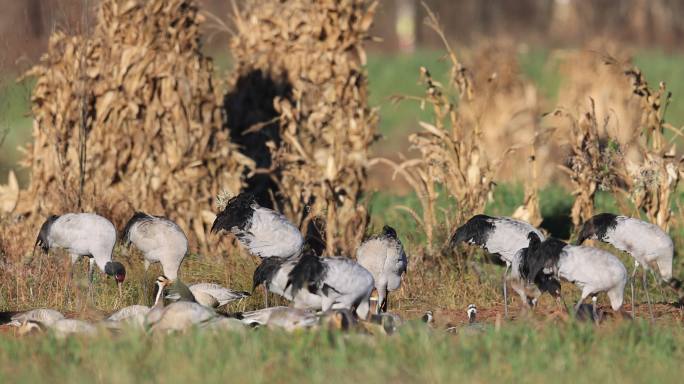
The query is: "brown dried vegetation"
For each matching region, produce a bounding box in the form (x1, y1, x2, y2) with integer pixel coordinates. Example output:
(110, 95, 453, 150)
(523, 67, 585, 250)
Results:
(17, 0, 251, 247)
(227, 0, 379, 256)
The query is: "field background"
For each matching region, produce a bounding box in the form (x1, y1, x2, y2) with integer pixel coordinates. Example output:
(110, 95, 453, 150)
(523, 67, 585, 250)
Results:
(2, 1, 684, 382)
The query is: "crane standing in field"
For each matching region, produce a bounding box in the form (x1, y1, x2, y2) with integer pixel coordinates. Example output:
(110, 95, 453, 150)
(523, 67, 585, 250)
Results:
(286, 249, 375, 319)
(252, 256, 324, 309)
(211, 192, 305, 306)
(450, 215, 547, 317)
(122, 212, 188, 300)
(577, 213, 682, 319)
(356, 225, 408, 314)
(211, 193, 304, 260)
(523, 232, 627, 315)
(35, 213, 126, 298)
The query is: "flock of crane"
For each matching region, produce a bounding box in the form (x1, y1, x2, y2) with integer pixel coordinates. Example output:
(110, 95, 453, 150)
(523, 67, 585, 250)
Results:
(0, 191, 681, 337)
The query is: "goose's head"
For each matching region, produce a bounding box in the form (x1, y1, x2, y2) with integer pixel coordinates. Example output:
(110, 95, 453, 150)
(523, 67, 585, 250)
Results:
(467, 304, 477, 324)
(153, 275, 171, 306)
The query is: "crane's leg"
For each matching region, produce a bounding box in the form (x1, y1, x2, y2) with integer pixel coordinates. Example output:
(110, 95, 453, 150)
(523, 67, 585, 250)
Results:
(575, 289, 591, 314)
(378, 285, 388, 314)
(591, 296, 599, 326)
(651, 270, 666, 304)
(381, 294, 389, 314)
(630, 261, 639, 319)
(142, 260, 150, 305)
(503, 264, 510, 319)
(87, 258, 95, 304)
(642, 269, 654, 322)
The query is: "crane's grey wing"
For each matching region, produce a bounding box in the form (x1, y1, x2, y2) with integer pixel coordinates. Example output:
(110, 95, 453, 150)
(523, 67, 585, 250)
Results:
(321, 258, 374, 298)
(241, 207, 303, 258)
(558, 246, 627, 290)
(355, 237, 387, 278)
(484, 217, 543, 263)
(128, 216, 188, 255)
(609, 217, 673, 259)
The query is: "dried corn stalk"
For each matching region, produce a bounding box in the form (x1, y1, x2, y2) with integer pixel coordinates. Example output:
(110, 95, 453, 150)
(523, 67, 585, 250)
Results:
(0, 170, 19, 214)
(373, 7, 518, 253)
(616, 64, 683, 230)
(19, 0, 251, 247)
(551, 99, 620, 228)
(228, 0, 378, 256)
(511, 130, 543, 227)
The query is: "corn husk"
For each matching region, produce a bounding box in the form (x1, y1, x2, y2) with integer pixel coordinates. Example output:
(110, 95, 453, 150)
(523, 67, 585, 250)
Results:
(228, 0, 378, 255)
(18, 0, 251, 247)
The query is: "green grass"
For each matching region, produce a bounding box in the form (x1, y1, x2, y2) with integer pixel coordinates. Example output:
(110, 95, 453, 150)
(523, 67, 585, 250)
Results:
(1, 322, 682, 383)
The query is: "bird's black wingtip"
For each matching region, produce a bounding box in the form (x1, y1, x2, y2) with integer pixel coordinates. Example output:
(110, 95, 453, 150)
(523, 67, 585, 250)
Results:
(382, 225, 398, 239)
(211, 192, 257, 235)
(577, 213, 619, 244)
(121, 211, 152, 244)
(0, 311, 18, 325)
(287, 249, 326, 296)
(35, 214, 60, 254)
(450, 214, 495, 247)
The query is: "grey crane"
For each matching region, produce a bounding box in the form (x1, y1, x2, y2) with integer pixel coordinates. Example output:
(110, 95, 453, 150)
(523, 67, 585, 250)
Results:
(577, 213, 682, 319)
(211, 193, 304, 259)
(450, 214, 546, 317)
(122, 212, 188, 299)
(356, 225, 408, 314)
(35, 213, 126, 297)
(252, 256, 324, 310)
(522, 233, 627, 314)
(286, 249, 375, 319)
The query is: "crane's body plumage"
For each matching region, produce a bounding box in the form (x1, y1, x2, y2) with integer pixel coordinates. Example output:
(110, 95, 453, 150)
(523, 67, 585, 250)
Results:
(253, 257, 324, 309)
(287, 252, 375, 319)
(452, 215, 547, 313)
(557, 245, 627, 310)
(452, 215, 545, 265)
(579, 214, 674, 280)
(524, 233, 627, 311)
(356, 225, 407, 313)
(123, 212, 188, 281)
(43, 213, 117, 272)
(211, 193, 304, 259)
(35, 213, 126, 295)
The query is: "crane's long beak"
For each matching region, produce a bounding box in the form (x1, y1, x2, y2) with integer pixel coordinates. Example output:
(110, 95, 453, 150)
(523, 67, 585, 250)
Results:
(117, 281, 123, 298)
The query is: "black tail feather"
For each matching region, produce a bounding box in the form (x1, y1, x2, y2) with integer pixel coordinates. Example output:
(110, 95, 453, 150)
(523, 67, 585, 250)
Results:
(252, 257, 285, 291)
(286, 249, 327, 296)
(121, 212, 152, 245)
(34, 215, 59, 255)
(450, 214, 495, 247)
(576, 213, 618, 244)
(382, 225, 398, 240)
(0, 311, 18, 325)
(211, 193, 256, 234)
(521, 232, 566, 284)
